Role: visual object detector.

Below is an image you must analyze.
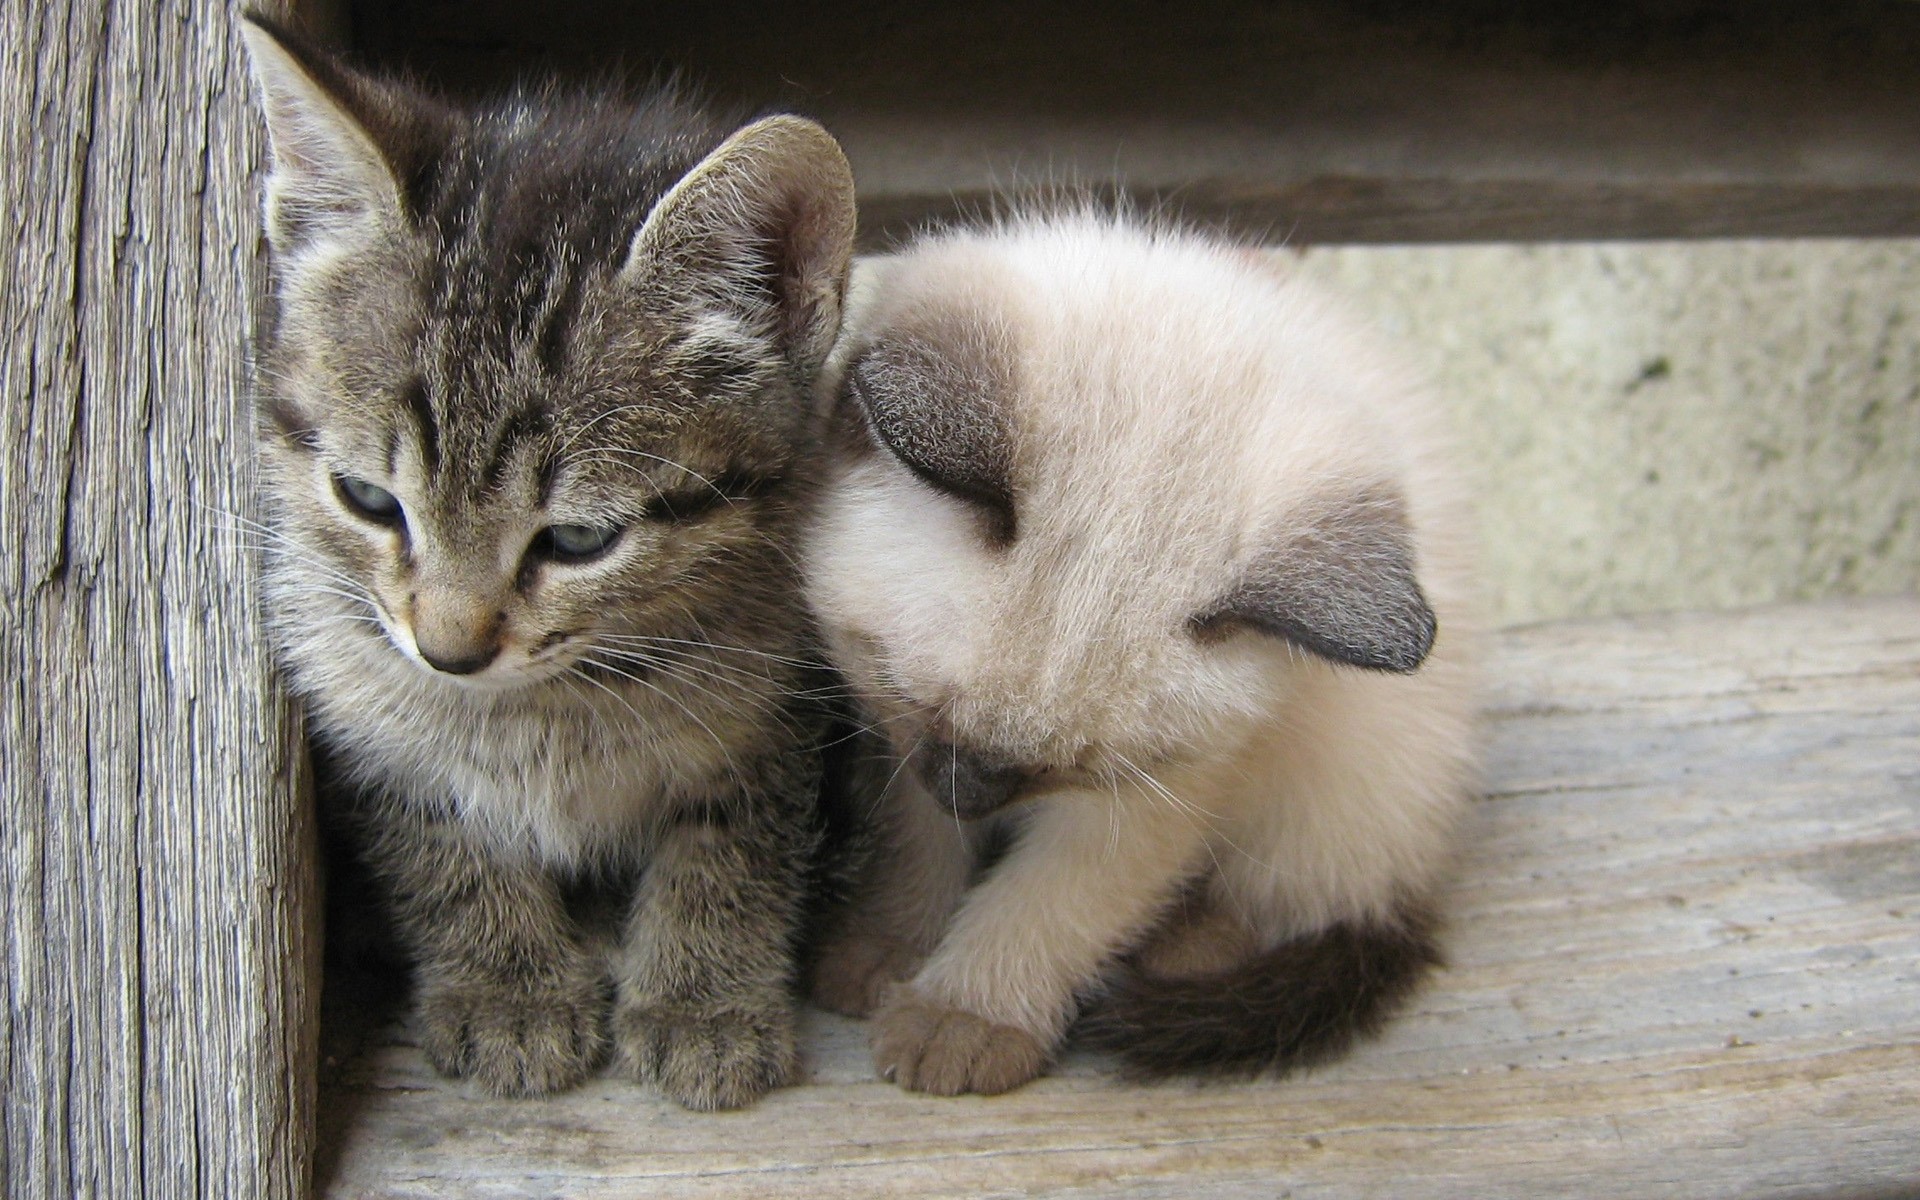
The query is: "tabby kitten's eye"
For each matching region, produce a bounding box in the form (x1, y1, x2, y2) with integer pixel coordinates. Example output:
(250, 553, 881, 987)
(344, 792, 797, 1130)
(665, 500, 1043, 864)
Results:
(531, 523, 624, 564)
(334, 475, 404, 527)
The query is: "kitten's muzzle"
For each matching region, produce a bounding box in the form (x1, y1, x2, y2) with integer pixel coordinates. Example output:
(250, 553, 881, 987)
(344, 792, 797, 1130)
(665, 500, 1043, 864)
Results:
(910, 739, 1030, 820)
(410, 591, 504, 676)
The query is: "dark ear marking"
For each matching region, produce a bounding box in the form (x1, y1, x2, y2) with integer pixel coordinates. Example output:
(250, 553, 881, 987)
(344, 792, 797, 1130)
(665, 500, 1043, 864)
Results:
(1196, 491, 1436, 673)
(847, 324, 1019, 546)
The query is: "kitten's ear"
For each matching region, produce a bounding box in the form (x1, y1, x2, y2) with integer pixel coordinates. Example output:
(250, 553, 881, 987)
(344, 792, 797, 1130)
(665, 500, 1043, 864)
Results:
(848, 325, 1019, 545)
(1199, 491, 1437, 673)
(622, 115, 857, 377)
(239, 15, 407, 253)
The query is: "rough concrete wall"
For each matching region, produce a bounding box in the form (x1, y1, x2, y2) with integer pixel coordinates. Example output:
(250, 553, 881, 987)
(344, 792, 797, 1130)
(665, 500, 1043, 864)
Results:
(1296, 239, 1920, 626)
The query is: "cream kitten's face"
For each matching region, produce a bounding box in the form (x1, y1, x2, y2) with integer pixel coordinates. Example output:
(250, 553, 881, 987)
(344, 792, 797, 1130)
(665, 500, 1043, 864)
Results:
(805, 227, 1437, 817)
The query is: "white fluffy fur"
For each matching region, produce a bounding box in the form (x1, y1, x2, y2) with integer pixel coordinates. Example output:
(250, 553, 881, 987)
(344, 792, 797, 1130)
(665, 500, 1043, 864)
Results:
(269, 585, 746, 867)
(804, 215, 1480, 1054)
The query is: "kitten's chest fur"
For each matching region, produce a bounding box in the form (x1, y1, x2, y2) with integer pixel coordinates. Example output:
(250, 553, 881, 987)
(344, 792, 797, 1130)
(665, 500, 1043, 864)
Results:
(279, 589, 793, 866)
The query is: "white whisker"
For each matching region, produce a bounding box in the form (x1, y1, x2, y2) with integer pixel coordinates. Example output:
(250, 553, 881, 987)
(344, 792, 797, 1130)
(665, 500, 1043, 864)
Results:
(571, 657, 743, 782)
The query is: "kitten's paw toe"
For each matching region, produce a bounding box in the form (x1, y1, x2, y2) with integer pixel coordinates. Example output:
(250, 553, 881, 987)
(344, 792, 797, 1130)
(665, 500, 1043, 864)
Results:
(416, 971, 609, 1097)
(617, 1004, 798, 1111)
(809, 931, 924, 1017)
(871, 983, 1049, 1096)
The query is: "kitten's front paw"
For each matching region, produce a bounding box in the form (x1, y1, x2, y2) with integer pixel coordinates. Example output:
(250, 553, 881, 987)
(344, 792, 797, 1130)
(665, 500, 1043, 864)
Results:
(616, 1003, 798, 1111)
(416, 969, 609, 1097)
(809, 930, 925, 1017)
(871, 983, 1049, 1096)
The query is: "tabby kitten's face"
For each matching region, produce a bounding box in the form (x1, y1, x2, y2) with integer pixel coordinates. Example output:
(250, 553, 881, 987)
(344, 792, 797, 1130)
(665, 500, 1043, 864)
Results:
(245, 27, 853, 691)
(264, 209, 797, 689)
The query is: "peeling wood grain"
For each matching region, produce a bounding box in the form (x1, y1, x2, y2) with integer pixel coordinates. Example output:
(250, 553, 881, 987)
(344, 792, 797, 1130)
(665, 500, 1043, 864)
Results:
(319, 598, 1920, 1199)
(0, 2, 337, 1197)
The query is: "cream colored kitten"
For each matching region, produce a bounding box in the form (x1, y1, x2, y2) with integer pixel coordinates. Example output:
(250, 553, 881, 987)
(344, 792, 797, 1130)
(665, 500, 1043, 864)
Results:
(802, 214, 1479, 1094)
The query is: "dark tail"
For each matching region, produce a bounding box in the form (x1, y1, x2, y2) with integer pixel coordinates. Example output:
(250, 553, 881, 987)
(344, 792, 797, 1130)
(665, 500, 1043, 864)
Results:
(1078, 904, 1441, 1078)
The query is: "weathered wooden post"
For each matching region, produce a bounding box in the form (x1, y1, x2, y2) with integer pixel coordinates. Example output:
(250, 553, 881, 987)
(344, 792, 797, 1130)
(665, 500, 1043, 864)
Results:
(2, 2, 336, 1195)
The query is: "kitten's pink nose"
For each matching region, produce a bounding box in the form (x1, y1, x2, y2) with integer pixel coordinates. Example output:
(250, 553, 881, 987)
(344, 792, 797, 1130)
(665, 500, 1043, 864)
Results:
(410, 591, 503, 676)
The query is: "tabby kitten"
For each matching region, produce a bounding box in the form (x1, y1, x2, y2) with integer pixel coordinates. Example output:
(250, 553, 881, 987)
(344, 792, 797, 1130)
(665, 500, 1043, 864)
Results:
(239, 17, 855, 1109)
(804, 213, 1478, 1094)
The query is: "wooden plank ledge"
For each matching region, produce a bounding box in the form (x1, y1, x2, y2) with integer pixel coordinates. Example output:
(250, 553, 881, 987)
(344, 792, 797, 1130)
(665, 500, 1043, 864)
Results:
(317, 597, 1920, 1198)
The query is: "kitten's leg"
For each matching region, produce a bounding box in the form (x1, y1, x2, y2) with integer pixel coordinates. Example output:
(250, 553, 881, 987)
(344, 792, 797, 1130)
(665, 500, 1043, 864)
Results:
(874, 789, 1209, 1095)
(1127, 883, 1259, 980)
(356, 800, 608, 1097)
(613, 778, 814, 1111)
(810, 772, 974, 1017)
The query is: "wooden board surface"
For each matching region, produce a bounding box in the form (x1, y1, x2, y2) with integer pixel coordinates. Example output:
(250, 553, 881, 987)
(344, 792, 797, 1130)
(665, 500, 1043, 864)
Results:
(0, 2, 335, 1196)
(351, 0, 1920, 245)
(317, 597, 1920, 1198)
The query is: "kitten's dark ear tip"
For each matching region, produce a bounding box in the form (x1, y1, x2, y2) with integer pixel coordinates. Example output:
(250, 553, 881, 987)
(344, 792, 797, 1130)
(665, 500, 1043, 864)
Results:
(1204, 503, 1439, 675)
(1277, 600, 1435, 674)
(1337, 586, 1436, 673)
(1375, 605, 1438, 674)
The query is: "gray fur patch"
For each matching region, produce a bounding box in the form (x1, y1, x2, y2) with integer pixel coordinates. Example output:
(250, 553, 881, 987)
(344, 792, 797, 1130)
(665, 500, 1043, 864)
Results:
(1198, 491, 1436, 673)
(848, 322, 1018, 544)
